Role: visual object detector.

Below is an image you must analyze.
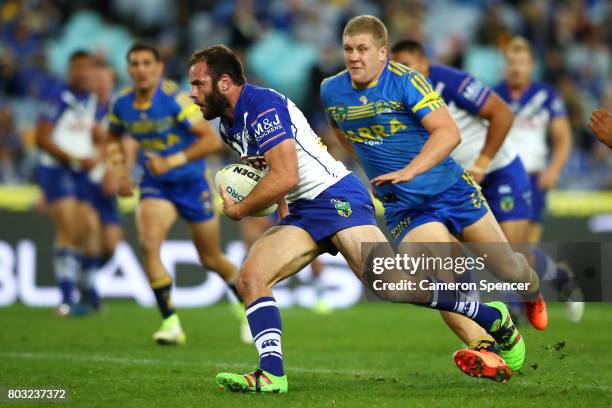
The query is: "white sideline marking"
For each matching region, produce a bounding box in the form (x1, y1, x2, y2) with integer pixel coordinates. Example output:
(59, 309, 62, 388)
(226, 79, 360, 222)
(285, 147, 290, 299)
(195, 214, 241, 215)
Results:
(0, 351, 374, 376)
(2, 351, 612, 393)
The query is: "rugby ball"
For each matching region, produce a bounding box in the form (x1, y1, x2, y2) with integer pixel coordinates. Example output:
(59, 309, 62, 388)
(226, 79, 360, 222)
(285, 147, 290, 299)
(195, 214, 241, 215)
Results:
(214, 163, 278, 217)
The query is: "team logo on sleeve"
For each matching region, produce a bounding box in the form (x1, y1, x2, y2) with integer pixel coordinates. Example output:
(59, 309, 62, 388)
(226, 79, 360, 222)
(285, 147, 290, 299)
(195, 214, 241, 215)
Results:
(462, 79, 485, 103)
(331, 104, 348, 124)
(331, 199, 352, 217)
(250, 108, 284, 142)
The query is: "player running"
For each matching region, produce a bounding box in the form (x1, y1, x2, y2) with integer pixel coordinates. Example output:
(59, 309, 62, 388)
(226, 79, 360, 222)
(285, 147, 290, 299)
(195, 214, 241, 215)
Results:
(36, 50, 105, 316)
(321, 16, 547, 381)
(495, 37, 571, 244)
(495, 37, 583, 321)
(389, 40, 551, 325)
(188, 44, 528, 393)
(76, 60, 124, 312)
(107, 41, 243, 345)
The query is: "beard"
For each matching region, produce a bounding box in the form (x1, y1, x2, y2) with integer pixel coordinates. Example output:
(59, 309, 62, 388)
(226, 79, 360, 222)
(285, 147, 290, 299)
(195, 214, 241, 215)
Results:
(202, 87, 230, 120)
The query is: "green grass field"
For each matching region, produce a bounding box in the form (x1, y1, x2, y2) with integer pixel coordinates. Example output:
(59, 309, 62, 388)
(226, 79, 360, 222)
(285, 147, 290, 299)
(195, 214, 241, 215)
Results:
(1, 302, 611, 407)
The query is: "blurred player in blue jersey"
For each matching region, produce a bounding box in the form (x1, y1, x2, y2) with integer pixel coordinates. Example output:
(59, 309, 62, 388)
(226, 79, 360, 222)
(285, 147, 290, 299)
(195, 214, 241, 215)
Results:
(390, 39, 551, 320)
(321, 16, 547, 380)
(391, 40, 529, 243)
(75, 60, 124, 312)
(108, 42, 242, 345)
(495, 37, 583, 322)
(36, 50, 105, 316)
(390, 39, 548, 368)
(187, 44, 531, 393)
(495, 37, 572, 243)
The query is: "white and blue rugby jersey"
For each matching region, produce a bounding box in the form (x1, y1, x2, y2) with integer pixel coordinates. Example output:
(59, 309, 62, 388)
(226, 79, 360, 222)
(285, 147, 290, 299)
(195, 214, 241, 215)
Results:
(219, 84, 349, 203)
(320, 60, 463, 210)
(494, 81, 567, 172)
(429, 64, 516, 173)
(37, 84, 104, 167)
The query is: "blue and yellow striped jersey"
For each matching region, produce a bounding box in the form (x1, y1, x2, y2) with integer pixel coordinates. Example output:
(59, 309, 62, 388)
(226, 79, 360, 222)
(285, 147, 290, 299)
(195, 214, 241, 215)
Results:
(320, 60, 463, 209)
(108, 80, 205, 182)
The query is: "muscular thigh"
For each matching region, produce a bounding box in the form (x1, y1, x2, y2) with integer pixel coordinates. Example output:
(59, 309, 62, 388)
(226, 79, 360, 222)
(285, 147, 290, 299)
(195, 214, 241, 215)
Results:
(499, 219, 529, 244)
(48, 197, 80, 236)
(401, 221, 460, 282)
(241, 225, 320, 287)
(330, 224, 387, 278)
(189, 215, 223, 255)
(136, 198, 178, 245)
(460, 211, 517, 270)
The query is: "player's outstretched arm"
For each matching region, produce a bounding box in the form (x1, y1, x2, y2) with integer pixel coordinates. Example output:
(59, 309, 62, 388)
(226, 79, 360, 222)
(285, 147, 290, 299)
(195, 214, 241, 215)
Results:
(104, 129, 133, 197)
(221, 139, 298, 220)
(372, 108, 460, 185)
(587, 108, 612, 148)
(539, 116, 571, 190)
(472, 92, 514, 182)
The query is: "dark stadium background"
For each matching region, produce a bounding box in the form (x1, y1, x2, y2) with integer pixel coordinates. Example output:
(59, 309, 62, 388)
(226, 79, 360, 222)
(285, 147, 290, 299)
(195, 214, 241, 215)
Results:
(1, 0, 611, 307)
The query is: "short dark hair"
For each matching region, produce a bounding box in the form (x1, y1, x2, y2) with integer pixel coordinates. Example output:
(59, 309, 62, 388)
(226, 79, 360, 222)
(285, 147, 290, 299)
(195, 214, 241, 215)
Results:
(189, 45, 246, 85)
(69, 50, 92, 63)
(391, 40, 425, 56)
(127, 41, 161, 62)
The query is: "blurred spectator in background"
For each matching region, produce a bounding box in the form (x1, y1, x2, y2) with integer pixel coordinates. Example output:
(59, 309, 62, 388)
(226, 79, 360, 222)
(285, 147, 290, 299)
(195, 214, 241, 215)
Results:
(0, 0, 610, 189)
(0, 106, 24, 184)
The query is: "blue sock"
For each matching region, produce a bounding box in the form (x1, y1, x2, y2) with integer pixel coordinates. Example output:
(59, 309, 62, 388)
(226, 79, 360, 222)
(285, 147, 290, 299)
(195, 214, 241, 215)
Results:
(532, 248, 570, 291)
(58, 279, 74, 305)
(54, 247, 80, 305)
(532, 248, 549, 280)
(552, 264, 570, 291)
(425, 278, 502, 331)
(82, 255, 104, 309)
(246, 297, 284, 376)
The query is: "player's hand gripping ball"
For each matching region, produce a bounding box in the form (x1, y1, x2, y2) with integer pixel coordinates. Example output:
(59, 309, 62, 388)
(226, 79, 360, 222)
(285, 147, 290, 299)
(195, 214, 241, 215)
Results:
(214, 164, 278, 217)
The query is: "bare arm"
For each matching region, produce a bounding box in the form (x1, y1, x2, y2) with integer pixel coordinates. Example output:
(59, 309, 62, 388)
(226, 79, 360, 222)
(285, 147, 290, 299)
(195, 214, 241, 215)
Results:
(471, 92, 514, 182)
(372, 107, 460, 185)
(539, 116, 572, 189)
(587, 108, 612, 148)
(329, 121, 357, 161)
(220, 139, 298, 220)
(104, 129, 134, 196)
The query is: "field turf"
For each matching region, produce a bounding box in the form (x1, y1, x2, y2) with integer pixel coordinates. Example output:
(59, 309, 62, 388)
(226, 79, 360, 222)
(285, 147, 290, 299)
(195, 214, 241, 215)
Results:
(1, 302, 611, 407)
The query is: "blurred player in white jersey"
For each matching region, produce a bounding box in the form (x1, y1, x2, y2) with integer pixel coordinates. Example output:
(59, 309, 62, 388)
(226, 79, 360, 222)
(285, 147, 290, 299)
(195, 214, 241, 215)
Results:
(76, 60, 124, 312)
(494, 37, 571, 242)
(495, 37, 583, 322)
(35, 50, 104, 316)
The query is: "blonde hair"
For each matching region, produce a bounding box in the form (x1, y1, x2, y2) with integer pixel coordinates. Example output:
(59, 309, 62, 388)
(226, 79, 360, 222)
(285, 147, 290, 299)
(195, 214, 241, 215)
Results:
(505, 36, 534, 59)
(343, 15, 388, 48)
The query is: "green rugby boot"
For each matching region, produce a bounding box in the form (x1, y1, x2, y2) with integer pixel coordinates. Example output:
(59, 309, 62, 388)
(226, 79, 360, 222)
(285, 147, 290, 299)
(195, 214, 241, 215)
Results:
(486, 302, 526, 372)
(216, 369, 288, 393)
